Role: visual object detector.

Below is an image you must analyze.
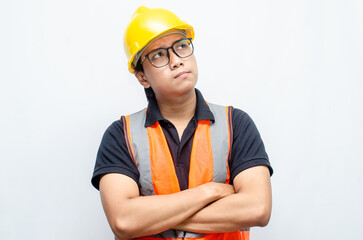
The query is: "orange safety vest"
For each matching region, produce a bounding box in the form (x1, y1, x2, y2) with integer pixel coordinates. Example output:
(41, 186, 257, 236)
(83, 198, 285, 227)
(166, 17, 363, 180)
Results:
(122, 103, 250, 240)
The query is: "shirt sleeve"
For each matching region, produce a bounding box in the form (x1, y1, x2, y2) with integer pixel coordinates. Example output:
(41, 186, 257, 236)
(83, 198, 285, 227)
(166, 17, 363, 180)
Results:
(91, 120, 139, 190)
(229, 108, 273, 183)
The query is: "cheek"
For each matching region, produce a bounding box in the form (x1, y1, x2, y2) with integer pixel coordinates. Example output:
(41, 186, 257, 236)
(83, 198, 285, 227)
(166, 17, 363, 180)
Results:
(189, 56, 198, 78)
(144, 69, 169, 89)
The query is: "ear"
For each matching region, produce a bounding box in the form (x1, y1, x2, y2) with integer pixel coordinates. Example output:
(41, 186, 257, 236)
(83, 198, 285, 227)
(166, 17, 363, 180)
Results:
(135, 71, 151, 88)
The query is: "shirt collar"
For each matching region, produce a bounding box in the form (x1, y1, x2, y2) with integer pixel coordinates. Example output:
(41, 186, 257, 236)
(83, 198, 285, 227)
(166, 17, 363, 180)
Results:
(145, 88, 215, 127)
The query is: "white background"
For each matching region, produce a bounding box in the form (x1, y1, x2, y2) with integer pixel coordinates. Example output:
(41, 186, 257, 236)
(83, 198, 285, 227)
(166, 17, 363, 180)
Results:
(1, 0, 362, 239)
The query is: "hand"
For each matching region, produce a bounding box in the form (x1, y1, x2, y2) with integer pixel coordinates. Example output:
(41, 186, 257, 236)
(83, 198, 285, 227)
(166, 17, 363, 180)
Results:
(198, 182, 235, 201)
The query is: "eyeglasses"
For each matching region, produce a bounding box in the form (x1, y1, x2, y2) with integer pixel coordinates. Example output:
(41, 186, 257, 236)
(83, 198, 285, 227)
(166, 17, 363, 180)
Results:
(140, 38, 194, 68)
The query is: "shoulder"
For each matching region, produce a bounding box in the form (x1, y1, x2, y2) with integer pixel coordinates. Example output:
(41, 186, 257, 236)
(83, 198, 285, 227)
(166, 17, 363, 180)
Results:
(106, 119, 124, 134)
(231, 107, 252, 125)
(106, 108, 147, 133)
(207, 104, 254, 133)
(230, 107, 259, 136)
(208, 103, 251, 123)
(91, 118, 140, 190)
(100, 119, 128, 144)
(228, 107, 273, 178)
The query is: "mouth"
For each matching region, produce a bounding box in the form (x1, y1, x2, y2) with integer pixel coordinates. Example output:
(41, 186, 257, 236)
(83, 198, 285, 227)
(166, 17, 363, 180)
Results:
(174, 71, 190, 79)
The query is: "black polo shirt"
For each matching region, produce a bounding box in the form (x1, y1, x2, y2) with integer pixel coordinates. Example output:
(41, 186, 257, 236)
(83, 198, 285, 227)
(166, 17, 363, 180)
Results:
(92, 89, 273, 190)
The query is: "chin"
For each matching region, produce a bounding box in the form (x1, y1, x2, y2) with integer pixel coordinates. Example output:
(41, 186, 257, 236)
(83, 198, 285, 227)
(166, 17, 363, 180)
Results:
(174, 84, 196, 96)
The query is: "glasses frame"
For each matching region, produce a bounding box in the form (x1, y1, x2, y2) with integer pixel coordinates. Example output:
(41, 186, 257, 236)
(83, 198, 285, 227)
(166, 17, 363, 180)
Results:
(140, 38, 194, 68)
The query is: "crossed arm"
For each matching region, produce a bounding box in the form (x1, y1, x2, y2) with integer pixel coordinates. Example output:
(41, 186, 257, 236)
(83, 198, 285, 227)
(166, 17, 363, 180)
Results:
(99, 166, 272, 240)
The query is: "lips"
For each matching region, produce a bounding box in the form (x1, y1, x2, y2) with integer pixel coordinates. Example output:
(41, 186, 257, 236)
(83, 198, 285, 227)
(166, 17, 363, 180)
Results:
(174, 71, 190, 78)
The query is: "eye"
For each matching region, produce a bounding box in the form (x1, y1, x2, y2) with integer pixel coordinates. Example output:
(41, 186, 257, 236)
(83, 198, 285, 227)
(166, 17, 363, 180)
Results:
(150, 50, 166, 60)
(176, 41, 188, 50)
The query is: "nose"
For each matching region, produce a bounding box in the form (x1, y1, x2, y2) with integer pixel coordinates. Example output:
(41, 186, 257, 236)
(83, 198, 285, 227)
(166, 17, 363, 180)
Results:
(168, 48, 183, 69)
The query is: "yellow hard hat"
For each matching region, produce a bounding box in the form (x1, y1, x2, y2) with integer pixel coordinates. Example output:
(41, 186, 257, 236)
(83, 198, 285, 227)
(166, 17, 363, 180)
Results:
(124, 6, 195, 73)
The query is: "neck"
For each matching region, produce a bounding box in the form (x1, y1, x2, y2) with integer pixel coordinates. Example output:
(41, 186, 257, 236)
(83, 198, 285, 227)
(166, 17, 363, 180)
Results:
(155, 89, 196, 123)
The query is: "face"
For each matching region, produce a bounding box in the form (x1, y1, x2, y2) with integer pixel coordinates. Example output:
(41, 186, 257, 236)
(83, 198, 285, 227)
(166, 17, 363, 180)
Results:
(135, 34, 198, 101)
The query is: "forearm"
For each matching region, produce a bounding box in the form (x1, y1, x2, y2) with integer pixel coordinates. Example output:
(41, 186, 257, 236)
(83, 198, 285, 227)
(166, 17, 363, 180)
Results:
(100, 174, 234, 240)
(174, 192, 270, 233)
(175, 167, 272, 234)
(112, 187, 216, 238)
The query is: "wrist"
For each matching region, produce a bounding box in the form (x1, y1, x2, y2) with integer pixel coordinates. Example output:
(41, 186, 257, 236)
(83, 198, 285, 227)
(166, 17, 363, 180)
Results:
(198, 182, 222, 202)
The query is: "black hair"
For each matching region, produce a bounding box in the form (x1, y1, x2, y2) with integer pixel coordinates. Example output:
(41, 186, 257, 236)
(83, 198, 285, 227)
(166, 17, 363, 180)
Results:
(144, 87, 155, 101)
(134, 59, 155, 101)
(134, 58, 144, 73)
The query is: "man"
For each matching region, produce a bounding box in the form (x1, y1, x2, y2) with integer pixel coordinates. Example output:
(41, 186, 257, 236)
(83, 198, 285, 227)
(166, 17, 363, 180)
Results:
(92, 6, 273, 240)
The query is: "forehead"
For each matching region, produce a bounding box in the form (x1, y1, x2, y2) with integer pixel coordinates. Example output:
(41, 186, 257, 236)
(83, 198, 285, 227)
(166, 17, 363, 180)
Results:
(142, 34, 185, 56)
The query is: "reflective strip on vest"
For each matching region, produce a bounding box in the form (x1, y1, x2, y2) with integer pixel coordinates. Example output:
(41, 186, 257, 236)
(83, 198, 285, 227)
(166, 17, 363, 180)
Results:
(123, 103, 249, 240)
(209, 103, 231, 184)
(127, 109, 155, 196)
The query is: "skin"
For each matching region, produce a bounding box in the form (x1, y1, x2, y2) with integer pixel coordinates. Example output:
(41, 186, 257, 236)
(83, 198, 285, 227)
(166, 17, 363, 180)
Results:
(136, 34, 199, 104)
(99, 33, 272, 239)
(135, 34, 199, 138)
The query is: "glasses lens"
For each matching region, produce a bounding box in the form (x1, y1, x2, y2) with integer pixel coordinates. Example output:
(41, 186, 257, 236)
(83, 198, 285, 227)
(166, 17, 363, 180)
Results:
(149, 49, 169, 67)
(146, 38, 194, 68)
(173, 39, 193, 58)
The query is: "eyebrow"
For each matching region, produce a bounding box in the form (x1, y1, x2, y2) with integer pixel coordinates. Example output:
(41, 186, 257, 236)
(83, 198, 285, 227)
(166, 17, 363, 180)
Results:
(148, 38, 186, 53)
